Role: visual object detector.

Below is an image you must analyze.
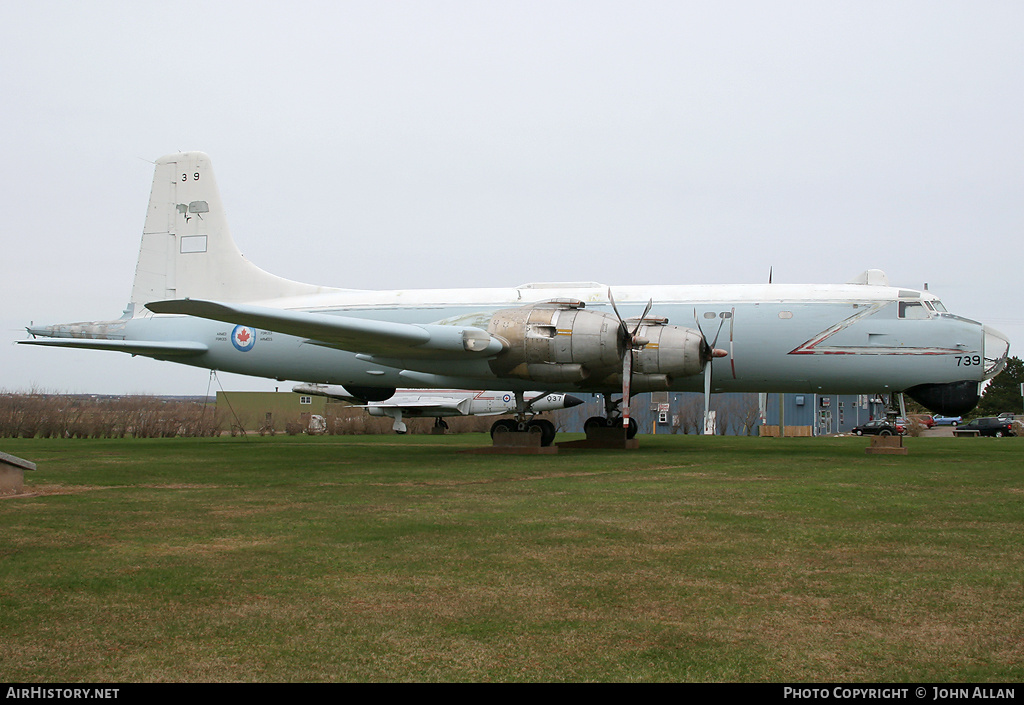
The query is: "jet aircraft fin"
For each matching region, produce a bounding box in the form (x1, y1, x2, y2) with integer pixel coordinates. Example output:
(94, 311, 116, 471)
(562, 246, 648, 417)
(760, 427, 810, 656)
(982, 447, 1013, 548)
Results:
(146, 299, 505, 359)
(131, 152, 341, 307)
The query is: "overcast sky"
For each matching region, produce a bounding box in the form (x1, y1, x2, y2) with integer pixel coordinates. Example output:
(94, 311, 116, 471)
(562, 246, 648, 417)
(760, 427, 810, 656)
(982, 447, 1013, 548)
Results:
(2, 1, 1022, 395)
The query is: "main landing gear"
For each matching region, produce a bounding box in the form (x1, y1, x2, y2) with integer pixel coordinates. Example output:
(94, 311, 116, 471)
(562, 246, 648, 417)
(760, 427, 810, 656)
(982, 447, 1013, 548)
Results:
(487, 390, 559, 447)
(489, 417, 557, 447)
(488, 392, 638, 449)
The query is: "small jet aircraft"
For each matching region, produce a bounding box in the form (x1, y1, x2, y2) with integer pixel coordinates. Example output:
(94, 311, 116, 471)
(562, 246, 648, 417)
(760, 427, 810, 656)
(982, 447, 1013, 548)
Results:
(21, 152, 1010, 446)
(292, 383, 581, 438)
(293, 384, 583, 439)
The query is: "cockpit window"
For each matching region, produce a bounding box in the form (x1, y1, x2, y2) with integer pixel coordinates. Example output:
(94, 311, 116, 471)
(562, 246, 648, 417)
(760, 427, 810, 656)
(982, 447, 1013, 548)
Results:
(899, 301, 930, 319)
(931, 300, 947, 313)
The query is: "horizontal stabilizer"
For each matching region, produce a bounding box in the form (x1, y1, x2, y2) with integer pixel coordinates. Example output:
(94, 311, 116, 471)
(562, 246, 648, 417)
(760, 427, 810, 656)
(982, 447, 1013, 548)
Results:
(146, 299, 505, 359)
(18, 339, 208, 357)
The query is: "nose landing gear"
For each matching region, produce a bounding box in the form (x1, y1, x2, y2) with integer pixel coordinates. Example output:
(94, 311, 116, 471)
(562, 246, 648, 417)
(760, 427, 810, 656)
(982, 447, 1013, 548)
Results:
(582, 393, 639, 439)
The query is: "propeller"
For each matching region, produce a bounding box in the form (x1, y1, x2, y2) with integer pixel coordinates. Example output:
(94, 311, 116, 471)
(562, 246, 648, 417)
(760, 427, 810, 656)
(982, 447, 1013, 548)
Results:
(695, 309, 729, 434)
(608, 289, 652, 430)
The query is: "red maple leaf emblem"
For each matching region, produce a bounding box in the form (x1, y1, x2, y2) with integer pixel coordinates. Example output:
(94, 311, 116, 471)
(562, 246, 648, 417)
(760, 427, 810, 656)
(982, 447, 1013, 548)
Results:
(236, 328, 251, 344)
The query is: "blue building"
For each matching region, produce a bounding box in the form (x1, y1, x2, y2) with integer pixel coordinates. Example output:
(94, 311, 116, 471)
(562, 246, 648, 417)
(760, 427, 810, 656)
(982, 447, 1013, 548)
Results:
(555, 392, 761, 435)
(760, 393, 890, 435)
(552, 392, 891, 436)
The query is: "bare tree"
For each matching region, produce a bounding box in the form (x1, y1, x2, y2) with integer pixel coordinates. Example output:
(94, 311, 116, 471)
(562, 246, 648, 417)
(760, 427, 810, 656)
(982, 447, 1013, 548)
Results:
(737, 394, 761, 436)
(675, 396, 703, 434)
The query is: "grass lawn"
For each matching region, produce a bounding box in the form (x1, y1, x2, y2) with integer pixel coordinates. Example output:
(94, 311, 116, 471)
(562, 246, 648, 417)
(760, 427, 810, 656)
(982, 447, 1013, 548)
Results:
(1, 434, 1021, 682)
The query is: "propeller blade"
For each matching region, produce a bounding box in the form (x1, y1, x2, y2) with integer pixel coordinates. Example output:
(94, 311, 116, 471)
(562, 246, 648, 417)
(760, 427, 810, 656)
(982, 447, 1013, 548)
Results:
(703, 359, 712, 434)
(622, 346, 633, 428)
(608, 288, 628, 337)
(709, 316, 725, 350)
(693, 307, 707, 340)
(630, 298, 654, 337)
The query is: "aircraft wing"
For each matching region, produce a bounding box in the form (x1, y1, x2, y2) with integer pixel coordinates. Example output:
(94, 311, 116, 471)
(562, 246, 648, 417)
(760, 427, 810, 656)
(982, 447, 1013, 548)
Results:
(146, 299, 505, 359)
(18, 338, 208, 357)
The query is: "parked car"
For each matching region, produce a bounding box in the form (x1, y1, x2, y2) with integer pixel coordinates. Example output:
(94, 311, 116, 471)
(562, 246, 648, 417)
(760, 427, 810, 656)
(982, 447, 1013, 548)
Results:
(852, 420, 903, 436)
(956, 417, 1016, 437)
(933, 415, 962, 426)
(998, 415, 1024, 434)
(908, 414, 935, 428)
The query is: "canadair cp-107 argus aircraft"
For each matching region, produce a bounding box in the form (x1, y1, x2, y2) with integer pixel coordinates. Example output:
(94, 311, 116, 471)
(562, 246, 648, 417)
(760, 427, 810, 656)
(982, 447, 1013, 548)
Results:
(21, 152, 1010, 446)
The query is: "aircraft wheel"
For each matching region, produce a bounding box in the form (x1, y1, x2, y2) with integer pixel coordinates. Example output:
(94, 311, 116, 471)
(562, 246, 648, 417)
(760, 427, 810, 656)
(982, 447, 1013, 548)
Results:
(528, 419, 557, 446)
(490, 418, 517, 439)
(584, 416, 607, 433)
(434, 418, 449, 430)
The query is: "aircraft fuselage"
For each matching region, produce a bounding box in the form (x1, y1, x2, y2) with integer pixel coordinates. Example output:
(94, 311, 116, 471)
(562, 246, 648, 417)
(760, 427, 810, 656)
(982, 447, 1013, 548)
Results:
(57, 281, 993, 398)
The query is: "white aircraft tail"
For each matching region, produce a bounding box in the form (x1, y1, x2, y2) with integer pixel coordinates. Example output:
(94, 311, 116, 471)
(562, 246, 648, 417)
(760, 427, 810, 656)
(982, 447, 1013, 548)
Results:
(130, 152, 331, 311)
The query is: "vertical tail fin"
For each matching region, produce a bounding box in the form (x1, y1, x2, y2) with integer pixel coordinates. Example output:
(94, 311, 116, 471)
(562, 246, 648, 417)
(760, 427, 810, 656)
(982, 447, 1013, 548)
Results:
(130, 152, 330, 311)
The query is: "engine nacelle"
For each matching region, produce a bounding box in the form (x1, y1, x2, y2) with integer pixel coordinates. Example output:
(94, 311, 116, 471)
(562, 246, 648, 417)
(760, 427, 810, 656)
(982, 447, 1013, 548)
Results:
(628, 316, 709, 388)
(486, 300, 707, 390)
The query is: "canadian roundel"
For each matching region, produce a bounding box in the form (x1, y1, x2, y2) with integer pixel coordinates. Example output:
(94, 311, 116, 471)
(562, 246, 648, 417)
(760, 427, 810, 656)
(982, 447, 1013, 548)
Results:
(231, 325, 257, 352)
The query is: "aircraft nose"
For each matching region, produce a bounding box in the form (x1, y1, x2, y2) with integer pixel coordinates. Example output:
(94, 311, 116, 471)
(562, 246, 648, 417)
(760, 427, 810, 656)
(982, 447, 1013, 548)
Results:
(563, 394, 585, 409)
(983, 325, 1010, 379)
(26, 324, 54, 338)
